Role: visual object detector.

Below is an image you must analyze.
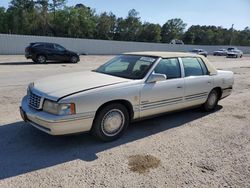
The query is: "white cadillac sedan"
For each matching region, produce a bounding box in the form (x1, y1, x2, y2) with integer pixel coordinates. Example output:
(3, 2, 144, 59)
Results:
(20, 52, 234, 141)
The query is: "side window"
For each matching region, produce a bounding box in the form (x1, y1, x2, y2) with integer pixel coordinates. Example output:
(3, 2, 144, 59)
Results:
(45, 44, 54, 49)
(197, 58, 209, 75)
(54, 44, 65, 51)
(154, 58, 181, 79)
(182, 57, 204, 77)
(33, 44, 44, 48)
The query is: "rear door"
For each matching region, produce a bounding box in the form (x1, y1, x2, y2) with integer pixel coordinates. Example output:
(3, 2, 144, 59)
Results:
(140, 58, 184, 118)
(44, 43, 55, 60)
(180, 57, 213, 108)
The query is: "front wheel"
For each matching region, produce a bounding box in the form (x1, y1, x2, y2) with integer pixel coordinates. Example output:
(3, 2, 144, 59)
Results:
(91, 103, 129, 142)
(70, 56, 78, 63)
(203, 89, 219, 112)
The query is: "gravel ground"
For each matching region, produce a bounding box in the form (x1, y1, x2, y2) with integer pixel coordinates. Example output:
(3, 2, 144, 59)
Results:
(0, 55, 249, 188)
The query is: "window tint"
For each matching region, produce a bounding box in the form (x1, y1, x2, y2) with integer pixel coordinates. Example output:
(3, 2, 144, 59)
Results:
(33, 44, 44, 48)
(154, 58, 181, 79)
(105, 60, 129, 73)
(45, 43, 54, 49)
(54, 44, 65, 51)
(197, 58, 209, 75)
(182, 57, 203, 77)
(95, 55, 156, 79)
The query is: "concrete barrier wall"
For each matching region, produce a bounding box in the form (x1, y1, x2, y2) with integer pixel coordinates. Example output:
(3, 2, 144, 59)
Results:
(0, 33, 250, 55)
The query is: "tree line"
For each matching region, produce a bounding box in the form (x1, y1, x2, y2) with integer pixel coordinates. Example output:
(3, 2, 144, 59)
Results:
(0, 0, 249, 46)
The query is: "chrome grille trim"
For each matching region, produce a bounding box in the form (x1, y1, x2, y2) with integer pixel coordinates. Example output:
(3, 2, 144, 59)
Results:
(28, 91, 42, 109)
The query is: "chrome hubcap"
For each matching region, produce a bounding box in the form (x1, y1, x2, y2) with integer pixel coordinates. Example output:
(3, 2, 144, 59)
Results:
(38, 56, 45, 63)
(101, 109, 125, 136)
(71, 56, 77, 63)
(208, 93, 217, 106)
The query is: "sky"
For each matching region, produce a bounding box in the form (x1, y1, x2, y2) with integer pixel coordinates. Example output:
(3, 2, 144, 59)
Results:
(0, 0, 249, 30)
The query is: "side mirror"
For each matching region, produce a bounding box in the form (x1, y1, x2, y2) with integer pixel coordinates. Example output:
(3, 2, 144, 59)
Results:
(147, 73, 166, 83)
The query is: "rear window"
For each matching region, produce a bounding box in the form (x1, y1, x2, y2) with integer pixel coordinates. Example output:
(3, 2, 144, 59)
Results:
(182, 57, 204, 77)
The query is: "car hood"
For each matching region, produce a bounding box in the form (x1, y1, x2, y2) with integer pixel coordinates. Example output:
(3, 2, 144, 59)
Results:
(33, 71, 130, 100)
(67, 50, 78, 55)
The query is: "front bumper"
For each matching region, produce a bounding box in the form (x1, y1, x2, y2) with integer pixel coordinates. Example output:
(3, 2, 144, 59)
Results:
(20, 96, 94, 135)
(227, 54, 238, 58)
(25, 53, 32, 59)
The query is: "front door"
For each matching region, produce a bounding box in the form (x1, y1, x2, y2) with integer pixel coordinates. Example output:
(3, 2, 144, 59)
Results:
(54, 44, 68, 61)
(140, 58, 184, 118)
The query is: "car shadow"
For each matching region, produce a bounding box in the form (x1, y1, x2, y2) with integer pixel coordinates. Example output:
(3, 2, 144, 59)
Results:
(0, 61, 73, 65)
(0, 106, 222, 179)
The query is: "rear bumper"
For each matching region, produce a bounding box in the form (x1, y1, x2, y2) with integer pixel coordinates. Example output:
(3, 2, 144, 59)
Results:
(20, 96, 94, 135)
(221, 87, 233, 99)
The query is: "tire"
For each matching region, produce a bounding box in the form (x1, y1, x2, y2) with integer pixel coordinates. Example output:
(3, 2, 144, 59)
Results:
(91, 103, 129, 142)
(70, 56, 78, 63)
(36, 55, 46, 64)
(202, 89, 219, 112)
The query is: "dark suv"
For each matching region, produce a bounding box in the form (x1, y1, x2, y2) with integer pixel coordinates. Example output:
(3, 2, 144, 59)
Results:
(25, 42, 80, 63)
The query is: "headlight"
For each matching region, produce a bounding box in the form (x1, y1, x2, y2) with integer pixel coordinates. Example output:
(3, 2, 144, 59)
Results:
(43, 100, 76, 115)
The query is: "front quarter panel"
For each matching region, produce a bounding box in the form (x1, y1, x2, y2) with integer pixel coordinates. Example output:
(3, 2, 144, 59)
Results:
(59, 81, 142, 120)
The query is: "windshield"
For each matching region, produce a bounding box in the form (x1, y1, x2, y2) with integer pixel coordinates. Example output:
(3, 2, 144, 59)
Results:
(95, 55, 157, 79)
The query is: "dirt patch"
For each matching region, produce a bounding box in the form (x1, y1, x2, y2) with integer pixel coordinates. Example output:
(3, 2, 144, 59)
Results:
(196, 163, 216, 173)
(233, 115, 246, 119)
(128, 154, 161, 174)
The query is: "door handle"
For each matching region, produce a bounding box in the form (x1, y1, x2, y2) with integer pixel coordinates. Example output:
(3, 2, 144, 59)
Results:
(177, 86, 183, 88)
(207, 81, 211, 84)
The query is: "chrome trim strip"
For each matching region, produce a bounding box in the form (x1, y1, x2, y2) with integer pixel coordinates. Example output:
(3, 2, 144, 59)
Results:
(185, 92, 208, 98)
(35, 113, 95, 123)
(185, 95, 207, 101)
(141, 100, 182, 111)
(141, 96, 183, 106)
(142, 98, 183, 108)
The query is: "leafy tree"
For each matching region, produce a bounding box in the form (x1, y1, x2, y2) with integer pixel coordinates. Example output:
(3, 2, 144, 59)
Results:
(116, 9, 142, 41)
(7, 0, 35, 34)
(66, 6, 96, 38)
(161, 18, 187, 43)
(0, 7, 7, 33)
(95, 12, 116, 40)
(138, 22, 161, 42)
(0, 2, 249, 46)
(49, 0, 66, 21)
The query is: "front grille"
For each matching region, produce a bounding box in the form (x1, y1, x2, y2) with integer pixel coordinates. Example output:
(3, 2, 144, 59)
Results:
(28, 91, 42, 109)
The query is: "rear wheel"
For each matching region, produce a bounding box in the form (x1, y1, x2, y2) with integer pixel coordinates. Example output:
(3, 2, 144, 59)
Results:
(92, 103, 129, 142)
(36, 55, 46, 64)
(203, 89, 219, 111)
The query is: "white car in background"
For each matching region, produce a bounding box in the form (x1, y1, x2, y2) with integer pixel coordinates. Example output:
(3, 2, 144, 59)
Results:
(227, 48, 243, 58)
(213, 49, 228, 56)
(20, 52, 234, 141)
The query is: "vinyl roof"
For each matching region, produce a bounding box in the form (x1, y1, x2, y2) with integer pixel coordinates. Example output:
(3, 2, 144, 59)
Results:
(124, 51, 218, 74)
(124, 51, 201, 58)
